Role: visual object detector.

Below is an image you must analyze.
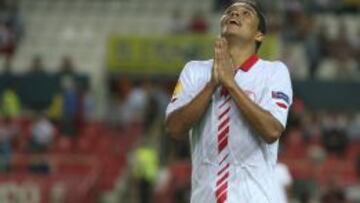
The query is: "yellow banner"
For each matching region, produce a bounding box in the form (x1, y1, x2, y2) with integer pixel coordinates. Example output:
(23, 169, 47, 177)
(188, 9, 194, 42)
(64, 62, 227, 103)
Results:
(106, 35, 214, 75)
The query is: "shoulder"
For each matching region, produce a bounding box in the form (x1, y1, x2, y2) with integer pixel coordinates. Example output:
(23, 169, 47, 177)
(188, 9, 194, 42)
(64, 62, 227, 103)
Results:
(183, 59, 213, 74)
(258, 59, 290, 77)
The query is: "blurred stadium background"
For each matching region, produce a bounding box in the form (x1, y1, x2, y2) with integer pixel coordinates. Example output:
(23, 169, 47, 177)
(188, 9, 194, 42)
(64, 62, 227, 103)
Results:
(0, 0, 359, 202)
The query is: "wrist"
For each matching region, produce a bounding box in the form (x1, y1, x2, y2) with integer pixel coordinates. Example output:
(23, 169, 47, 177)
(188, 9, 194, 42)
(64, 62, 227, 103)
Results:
(222, 78, 237, 89)
(207, 80, 218, 90)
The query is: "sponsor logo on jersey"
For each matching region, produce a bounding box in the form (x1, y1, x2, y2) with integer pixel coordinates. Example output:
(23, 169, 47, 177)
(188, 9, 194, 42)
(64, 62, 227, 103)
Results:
(272, 91, 289, 104)
(272, 91, 289, 109)
(171, 81, 183, 103)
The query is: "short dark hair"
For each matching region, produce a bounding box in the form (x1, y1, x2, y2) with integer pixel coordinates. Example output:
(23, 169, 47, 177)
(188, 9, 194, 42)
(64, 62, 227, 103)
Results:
(230, 0, 267, 51)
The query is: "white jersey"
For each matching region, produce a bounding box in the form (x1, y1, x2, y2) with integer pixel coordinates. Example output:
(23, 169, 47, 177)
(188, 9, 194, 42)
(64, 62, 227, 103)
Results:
(166, 55, 293, 203)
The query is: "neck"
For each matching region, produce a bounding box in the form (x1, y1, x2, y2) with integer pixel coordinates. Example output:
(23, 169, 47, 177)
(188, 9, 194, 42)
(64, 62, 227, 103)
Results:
(225, 36, 257, 68)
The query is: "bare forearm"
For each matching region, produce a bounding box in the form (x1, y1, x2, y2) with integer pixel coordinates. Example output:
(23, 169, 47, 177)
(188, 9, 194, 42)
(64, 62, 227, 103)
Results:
(225, 81, 284, 143)
(165, 82, 217, 140)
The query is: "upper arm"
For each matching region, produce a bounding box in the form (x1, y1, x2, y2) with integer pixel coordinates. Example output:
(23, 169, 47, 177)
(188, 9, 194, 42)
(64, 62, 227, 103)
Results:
(258, 62, 293, 128)
(165, 61, 199, 119)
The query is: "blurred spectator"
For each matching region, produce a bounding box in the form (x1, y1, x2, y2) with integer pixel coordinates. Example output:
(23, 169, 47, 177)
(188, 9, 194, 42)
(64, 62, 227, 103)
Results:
(82, 86, 96, 123)
(302, 15, 323, 78)
(61, 77, 81, 136)
(1, 87, 20, 119)
(133, 143, 159, 203)
(48, 93, 63, 124)
(322, 128, 349, 156)
(347, 113, 360, 140)
(28, 55, 46, 75)
(57, 56, 86, 135)
(282, 3, 304, 42)
(317, 22, 332, 56)
(282, 43, 309, 80)
(28, 156, 51, 174)
(0, 116, 18, 171)
(321, 189, 348, 203)
(58, 56, 77, 88)
(0, 0, 24, 68)
(301, 112, 322, 143)
(346, 155, 360, 202)
(321, 178, 348, 203)
(28, 113, 55, 153)
(283, 9, 320, 80)
(154, 160, 191, 203)
(316, 24, 359, 81)
(258, 12, 283, 60)
(4, 1, 24, 42)
(144, 83, 169, 132)
(168, 10, 186, 34)
(120, 82, 149, 126)
(0, 20, 15, 67)
(106, 78, 132, 128)
(275, 162, 293, 203)
(187, 11, 208, 34)
(106, 95, 124, 128)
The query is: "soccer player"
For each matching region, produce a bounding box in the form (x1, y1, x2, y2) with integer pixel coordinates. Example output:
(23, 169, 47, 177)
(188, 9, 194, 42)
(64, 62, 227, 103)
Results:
(165, 0, 293, 202)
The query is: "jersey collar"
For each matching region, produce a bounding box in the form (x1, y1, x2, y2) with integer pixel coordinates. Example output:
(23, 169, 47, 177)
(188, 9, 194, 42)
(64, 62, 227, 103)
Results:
(238, 54, 259, 72)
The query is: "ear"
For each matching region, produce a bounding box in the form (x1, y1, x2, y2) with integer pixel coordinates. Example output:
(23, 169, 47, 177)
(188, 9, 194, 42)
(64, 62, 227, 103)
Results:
(254, 31, 265, 43)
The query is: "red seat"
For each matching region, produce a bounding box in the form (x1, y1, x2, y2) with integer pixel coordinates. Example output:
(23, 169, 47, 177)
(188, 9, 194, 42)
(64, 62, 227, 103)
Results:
(347, 142, 360, 159)
(76, 137, 93, 154)
(51, 136, 73, 154)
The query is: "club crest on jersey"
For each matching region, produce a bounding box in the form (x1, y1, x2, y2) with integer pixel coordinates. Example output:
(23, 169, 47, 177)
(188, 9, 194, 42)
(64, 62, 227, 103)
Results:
(272, 91, 289, 109)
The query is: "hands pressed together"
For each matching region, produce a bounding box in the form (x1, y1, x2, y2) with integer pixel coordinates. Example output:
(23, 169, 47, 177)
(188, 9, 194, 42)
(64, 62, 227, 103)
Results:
(211, 37, 236, 88)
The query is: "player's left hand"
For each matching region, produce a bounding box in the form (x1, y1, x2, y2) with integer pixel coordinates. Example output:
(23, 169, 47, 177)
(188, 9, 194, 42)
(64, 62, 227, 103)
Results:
(215, 37, 235, 88)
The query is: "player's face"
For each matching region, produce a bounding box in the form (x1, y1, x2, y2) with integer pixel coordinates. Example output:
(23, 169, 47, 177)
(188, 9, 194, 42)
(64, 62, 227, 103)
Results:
(220, 2, 263, 43)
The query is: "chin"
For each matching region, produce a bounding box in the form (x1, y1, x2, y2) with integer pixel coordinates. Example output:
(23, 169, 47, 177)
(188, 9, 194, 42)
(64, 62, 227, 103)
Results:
(221, 31, 240, 39)
(221, 26, 240, 37)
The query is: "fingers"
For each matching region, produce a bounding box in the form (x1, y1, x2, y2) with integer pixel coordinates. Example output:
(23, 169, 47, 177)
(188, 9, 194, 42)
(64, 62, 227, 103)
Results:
(214, 38, 220, 62)
(213, 37, 234, 85)
(214, 37, 230, 70)
(215, 37, 229, 61)
(219, 37, 228, 51)
(212, 38, 222, 85)
(215, 37, 223, 61)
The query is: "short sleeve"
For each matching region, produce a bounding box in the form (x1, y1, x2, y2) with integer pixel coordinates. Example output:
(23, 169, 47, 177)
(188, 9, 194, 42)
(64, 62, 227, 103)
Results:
(165, 61, 205, 118)
(258, 62, 293, 128)
(275, 163, 293, 187)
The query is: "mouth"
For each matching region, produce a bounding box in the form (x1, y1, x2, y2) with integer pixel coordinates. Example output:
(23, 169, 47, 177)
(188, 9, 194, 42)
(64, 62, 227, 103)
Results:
(227, 19, 241, 26)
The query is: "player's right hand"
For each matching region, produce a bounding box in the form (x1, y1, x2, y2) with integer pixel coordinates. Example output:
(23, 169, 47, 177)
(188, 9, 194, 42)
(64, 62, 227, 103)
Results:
(211, 38, 221, 86)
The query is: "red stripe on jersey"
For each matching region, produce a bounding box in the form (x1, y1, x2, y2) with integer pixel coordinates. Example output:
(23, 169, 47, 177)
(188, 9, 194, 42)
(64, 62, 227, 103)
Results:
(219, 154, 229, 166)
(217, 191, 227, 203)
(215, 90, 232, 203)
(216, 182, 228, 198)
(216, 171, 229, 186)
(219, 96, 231, 109)
(217, 163, 230, 176)
(218, 126, 229, 142)
(276, 102, 288, 109)
(218, 136, 228, 153)
(218, 117, 230, 131)
(218, 106, 231, 120)
(220, 87, 229, 97)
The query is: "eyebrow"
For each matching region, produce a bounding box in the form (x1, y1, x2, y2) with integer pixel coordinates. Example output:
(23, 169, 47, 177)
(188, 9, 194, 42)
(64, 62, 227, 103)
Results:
(225, 3, 257, 15)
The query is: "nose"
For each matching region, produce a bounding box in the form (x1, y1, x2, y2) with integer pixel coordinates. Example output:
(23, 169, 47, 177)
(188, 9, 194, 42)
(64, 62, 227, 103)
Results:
(230, 9, 240, 17)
